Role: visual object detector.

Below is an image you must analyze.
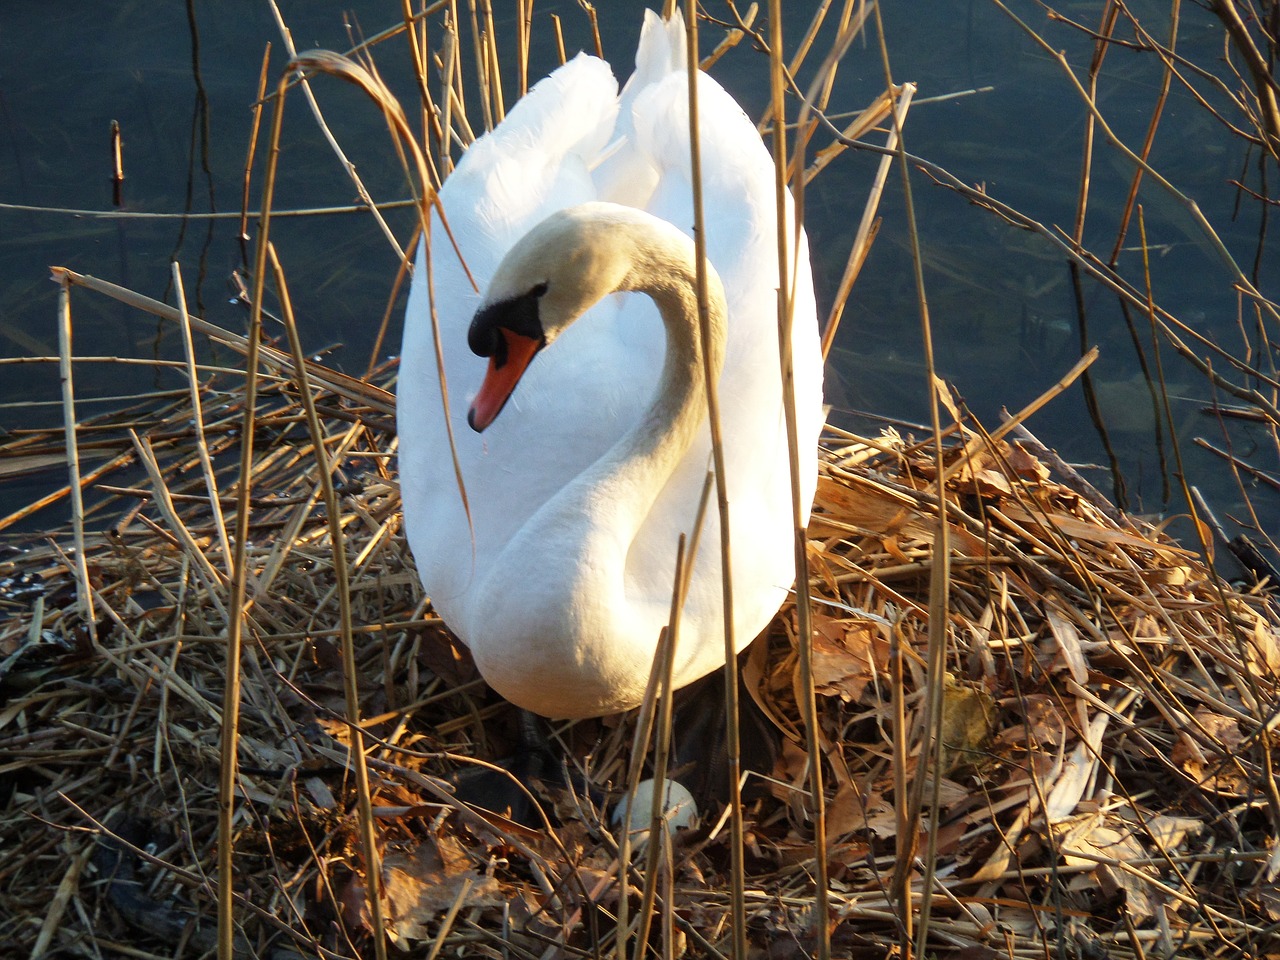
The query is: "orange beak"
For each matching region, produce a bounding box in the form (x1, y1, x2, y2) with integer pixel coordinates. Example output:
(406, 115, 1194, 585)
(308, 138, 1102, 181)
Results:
(468, 329, 543, 432)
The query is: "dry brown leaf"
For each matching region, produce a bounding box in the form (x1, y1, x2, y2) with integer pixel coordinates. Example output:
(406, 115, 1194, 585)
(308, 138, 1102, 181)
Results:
(1044, 601, 1088, 683)
(812, 474, 920, 539)
(810, 616, 887, 702)
(1061, 814, 1159, 920)
(1045, 714, 1108, 822)
(1247, 616, 1280, 677)
(812, 473, 994, 557)
(806, 538, 841, 597)
(1143, 814, 1202, 851)
(1132, 614, 1164, 639)
(999, 502, 1196, 556)
(381, 835, 504, 944)
(1193, 706, 1245, 753)
(935, 376, 965, 426)
(945, 442, 1021, 496)
(1140, 564, 1191, 586)
(938, 675, 995, 770)
(745, 630, 801, 743)
(824, 781, 870, 838)
(883, 534, 911, 564)
(951, 461, 1013, 497)
(1005, 443, 1051, 481)
(862, 802, 900, 839)
(416, 624, 477, 688)
(1258, 882, 1280, 922)
(1171, 708, 1252, 795)
(933, 813, 972, 858)
(994, 694, 1068, 750)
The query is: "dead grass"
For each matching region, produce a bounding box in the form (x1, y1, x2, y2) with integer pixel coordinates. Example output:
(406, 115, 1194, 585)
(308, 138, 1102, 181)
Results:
(2, 333, 1278, 957)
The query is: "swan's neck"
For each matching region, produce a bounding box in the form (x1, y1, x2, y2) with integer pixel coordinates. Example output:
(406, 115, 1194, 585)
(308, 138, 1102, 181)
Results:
(468, 215, 730, 716)
(593, 229, 727, 531)
(479, 222, 727, 614)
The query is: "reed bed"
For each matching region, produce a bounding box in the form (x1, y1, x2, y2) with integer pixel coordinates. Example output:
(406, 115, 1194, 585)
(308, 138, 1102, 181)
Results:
(2, 334, 1278, 958)
(2, 2, 1279, 959)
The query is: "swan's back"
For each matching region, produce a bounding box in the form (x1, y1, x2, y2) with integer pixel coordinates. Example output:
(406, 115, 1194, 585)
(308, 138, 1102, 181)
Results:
(398, 12, 824, 716)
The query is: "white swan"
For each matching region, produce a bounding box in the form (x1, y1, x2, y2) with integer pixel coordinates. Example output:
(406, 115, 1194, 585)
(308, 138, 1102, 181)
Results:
(397, 10, 823, 720)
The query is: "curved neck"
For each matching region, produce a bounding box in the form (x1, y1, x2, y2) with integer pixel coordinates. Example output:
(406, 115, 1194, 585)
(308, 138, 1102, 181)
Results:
(467, 212, 731, 701)
(478, 211, 729, 621)
(592, 225, 727, 531)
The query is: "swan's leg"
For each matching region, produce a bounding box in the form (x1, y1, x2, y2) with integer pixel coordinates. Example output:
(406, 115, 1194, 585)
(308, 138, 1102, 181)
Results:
(666, 667, 780, 812)
(445, 709, 597, 825)
(443, 672, 779, 828)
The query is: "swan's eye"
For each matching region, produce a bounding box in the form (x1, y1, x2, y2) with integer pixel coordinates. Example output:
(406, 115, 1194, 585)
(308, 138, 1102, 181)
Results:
(529, 281, 548, 298)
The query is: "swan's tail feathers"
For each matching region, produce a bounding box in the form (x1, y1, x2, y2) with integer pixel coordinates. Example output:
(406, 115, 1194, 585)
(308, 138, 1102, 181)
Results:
(593, 9, 688, 210)
(625, 8, 687, 95)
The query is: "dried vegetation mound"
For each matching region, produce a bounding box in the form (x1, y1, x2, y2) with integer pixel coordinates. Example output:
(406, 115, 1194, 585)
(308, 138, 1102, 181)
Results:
(2, 361, 1278, 959)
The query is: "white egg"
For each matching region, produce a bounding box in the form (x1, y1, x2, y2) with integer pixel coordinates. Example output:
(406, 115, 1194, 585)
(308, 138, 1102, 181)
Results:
(613, 778, 698, 849)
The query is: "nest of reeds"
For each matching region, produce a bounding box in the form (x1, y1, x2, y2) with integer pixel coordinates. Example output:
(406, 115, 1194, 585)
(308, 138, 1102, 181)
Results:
(2, 316, 1278, 957)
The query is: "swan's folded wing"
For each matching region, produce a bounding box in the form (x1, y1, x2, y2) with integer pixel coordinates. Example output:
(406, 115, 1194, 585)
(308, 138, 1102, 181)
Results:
(630, 66, 824, 485)
(399, 54, 641, 625)
(620, 65, 826, 652)
(438, 53, 620, 277)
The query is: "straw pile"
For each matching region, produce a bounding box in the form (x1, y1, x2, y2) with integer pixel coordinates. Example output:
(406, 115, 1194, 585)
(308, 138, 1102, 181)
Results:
(2, 327, 1278, 957)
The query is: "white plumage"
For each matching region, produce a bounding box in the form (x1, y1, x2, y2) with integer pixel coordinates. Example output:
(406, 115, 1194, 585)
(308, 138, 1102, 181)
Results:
(397, 10, 823, 719)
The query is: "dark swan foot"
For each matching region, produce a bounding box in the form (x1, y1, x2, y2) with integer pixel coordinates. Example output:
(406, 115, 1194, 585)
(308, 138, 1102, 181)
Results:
(446, 667, 779, 829)
(444, 710, 597, 826)
(667, 669, 780, 812)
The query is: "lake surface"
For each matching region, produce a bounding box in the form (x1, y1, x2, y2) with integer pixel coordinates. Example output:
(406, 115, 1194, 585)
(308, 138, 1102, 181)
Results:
(2, 2, 1275, 555)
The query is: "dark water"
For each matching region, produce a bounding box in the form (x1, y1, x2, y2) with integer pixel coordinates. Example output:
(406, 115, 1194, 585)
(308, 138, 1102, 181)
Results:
(1, 2, 1275, 552)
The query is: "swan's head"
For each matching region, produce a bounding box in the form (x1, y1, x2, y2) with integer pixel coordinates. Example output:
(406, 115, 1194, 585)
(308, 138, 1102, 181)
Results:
(466, 204, 640, 432)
